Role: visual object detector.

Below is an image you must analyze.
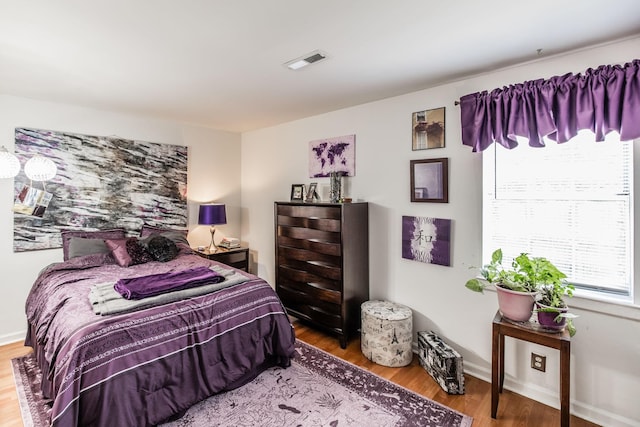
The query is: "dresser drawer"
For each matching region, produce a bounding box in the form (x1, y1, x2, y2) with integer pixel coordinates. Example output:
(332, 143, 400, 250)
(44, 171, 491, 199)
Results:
(276, 234, 341, 257)
(277, 268, 342, 300)
(277, 215, 341, 232)
(277, 286, 342, 330)
(277, 204, 341, 220)
(277, 222, 341, 243)
(278, 253, 342, 281)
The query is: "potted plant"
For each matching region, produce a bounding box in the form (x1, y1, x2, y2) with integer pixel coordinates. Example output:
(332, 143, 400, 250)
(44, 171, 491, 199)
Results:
(536, 279, 578, 337)
(465, 249, 567, 322)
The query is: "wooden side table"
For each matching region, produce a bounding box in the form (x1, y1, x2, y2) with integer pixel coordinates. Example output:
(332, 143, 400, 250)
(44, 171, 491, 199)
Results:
(193, 246, 249, 272)
(492, 310, 571, 427)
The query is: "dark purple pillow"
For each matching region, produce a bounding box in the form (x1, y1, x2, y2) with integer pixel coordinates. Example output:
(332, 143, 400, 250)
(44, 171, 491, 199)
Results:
(61, 228, 126, 261)
(140, 230, 193, 255)
(126, 238, 153, 265)
(145, 235, 179, 262)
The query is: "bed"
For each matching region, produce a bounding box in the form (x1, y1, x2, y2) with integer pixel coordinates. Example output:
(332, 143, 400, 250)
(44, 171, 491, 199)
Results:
(24, 227, 296, 427)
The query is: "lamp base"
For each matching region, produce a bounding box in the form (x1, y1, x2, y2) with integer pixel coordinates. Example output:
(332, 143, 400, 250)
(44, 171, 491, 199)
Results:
(208, 226, 218, 252)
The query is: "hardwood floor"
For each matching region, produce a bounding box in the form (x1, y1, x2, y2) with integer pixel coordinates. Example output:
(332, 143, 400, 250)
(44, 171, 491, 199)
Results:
(0, 321, 601, 426)
(293, 320, 600, 427)
(0, 339, 33, 427)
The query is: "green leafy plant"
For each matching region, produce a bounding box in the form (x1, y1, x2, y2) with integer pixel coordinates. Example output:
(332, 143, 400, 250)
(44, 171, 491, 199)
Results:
(536, 279, 578, 337)
(466, 248, 578, 336)
(465, 248, 564, 293)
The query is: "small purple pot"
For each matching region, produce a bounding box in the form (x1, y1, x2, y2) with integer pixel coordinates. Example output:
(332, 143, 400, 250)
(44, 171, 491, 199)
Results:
(536, 302, 567, 330)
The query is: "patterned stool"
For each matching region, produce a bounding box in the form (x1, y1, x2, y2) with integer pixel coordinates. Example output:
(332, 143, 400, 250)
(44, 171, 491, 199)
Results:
(361, 300, 413, 367)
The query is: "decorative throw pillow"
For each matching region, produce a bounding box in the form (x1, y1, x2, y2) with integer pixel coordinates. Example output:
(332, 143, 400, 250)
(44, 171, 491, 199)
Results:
(145, 235, 179, 262)
(105, 239, 134, 267)
(126, 238, 153, 265)
(61, 228, 127, 261)
(67, 237, 111, 259)
(106, 238, 153, 267)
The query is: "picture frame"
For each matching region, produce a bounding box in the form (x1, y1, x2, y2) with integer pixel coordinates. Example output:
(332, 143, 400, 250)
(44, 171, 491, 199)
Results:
(402, 216, 451, 266)
(412, 107, 445, 150)
(305, 182, 318, 202)
(290, 184, 305, 201)
(309, 134, 356, 178)
(410, 158, 448, 203)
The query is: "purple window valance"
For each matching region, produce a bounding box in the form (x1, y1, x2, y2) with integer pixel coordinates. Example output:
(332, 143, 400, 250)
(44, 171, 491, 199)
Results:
(460, 59, 640, 152)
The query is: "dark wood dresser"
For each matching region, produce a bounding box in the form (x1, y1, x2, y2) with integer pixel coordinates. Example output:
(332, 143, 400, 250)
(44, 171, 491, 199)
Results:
(275, 201, 369, 348)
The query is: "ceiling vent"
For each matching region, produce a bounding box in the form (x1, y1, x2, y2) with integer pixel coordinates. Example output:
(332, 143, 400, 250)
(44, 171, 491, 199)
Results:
(284, 50, 328, 70)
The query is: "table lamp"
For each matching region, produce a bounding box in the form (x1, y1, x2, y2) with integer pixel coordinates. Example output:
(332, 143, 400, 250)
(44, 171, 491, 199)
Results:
(198, 203, 227, 252)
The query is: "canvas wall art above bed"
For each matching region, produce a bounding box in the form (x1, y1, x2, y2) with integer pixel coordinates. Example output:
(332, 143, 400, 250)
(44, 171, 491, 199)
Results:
(13, 127, 188, 252)
(25, 226, 296, 427)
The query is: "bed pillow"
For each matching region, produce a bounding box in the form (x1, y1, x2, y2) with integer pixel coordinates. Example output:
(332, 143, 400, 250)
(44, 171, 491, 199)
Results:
(106, 238, 154, 267)
(127, 238, 154, 265)
(145, 235, 179, 262)
(61, 228, 127, 261)
(140, 230, 193, 255)
(140, 224, 188, 238)
(67, 237, 111, 259)
(105, 239, 132, 267)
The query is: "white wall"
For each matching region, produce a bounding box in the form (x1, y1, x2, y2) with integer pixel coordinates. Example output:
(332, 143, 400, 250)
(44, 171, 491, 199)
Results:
(0, 95, 241, 343)
(240, 37, 640, 427)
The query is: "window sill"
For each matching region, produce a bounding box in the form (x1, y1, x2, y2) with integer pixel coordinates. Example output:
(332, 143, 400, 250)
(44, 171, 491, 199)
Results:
(569, 290, 640, 321)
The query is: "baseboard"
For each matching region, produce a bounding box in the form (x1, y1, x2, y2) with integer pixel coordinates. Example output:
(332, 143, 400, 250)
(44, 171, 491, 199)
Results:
(0, 330, 26, 347)
(462, 359, 638, 427)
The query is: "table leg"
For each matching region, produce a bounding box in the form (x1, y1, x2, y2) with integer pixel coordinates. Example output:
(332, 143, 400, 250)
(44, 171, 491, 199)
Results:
(499, 333, 505, 392)
(560, 339, 571, 427)
(491, 323, 500, 418)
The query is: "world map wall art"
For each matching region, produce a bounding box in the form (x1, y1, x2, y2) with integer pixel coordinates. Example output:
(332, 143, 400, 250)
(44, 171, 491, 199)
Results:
(309, 134, 355, 177)
(402, 215, 451, 266)
(13, 127, 188, 252)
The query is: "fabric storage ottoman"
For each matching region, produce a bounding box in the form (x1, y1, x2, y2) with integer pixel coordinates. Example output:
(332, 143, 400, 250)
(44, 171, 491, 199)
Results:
(417, 331, 465, 394)
(361, 300, 413, 367)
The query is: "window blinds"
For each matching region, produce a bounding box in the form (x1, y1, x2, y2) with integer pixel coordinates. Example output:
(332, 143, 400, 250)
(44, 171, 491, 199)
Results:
(483, 132, 632, 295)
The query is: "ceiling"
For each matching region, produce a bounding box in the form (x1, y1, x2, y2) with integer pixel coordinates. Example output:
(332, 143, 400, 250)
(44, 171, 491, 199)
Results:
(1, 1, 639, 133)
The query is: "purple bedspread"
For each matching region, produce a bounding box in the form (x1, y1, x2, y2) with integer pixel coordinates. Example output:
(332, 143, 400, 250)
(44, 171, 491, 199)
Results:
(24, 253, 296, 427)
(113, 265, 224, 299)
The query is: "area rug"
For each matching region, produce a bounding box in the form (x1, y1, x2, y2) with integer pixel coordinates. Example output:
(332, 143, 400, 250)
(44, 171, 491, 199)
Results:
(12, 340, 472, 427)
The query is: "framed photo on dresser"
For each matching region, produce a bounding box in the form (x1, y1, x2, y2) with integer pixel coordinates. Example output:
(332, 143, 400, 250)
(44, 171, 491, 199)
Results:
(290, 184, 305, 201)
(305, 182, 318, 202)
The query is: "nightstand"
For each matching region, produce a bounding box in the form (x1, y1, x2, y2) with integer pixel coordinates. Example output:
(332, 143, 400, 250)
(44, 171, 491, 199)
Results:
(193, 246, 249, 272)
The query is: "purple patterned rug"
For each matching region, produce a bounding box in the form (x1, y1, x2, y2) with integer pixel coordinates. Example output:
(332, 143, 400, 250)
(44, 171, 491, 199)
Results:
(11, 340, 472, 426)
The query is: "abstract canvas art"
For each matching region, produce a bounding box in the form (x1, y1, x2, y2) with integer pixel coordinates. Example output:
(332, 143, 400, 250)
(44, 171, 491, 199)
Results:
(13, 128, 188, 252)
(402, 216, 451, 266)
(309, 134, 355, 177)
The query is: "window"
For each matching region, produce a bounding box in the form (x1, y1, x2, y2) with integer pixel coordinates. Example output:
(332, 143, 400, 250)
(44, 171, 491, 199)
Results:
(482, 131, 633, 301)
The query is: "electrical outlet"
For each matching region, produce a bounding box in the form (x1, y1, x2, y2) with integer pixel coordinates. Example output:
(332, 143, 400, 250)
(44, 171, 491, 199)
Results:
(531, 353, 546, 372)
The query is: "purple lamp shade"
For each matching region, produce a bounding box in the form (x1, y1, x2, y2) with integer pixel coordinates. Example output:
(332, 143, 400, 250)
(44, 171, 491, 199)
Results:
(198, 204, 227, 226)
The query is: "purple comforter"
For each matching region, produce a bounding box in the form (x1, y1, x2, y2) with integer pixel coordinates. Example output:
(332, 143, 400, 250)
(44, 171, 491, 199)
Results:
(25, 253, 296, 427)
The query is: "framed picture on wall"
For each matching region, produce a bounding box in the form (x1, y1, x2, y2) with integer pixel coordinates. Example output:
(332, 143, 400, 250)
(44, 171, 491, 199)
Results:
(410, 158, 448, 203)
(402, 215, 451, 266)
(290, 184, 305, 201)
(412, 107, 445, 150)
